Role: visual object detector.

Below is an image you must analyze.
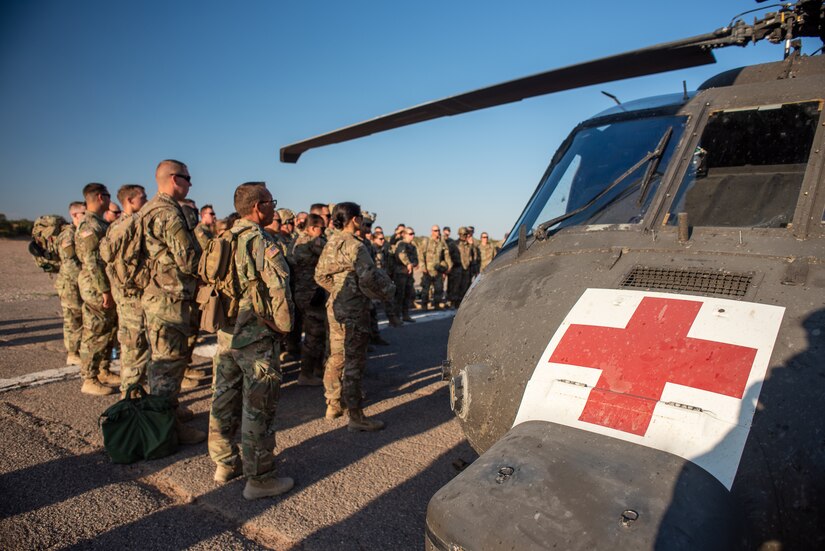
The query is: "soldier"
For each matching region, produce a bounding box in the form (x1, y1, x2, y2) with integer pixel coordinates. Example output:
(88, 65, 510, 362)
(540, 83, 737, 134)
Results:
(179, 197, 206, 386)
(310, 203, 330, 228)
(455, 227, 478, 307)
(277, 208, 296, 247)
(194, 204, 216, 251)
(276, 208, 301, 360)
(209, 182, 295, 499)
(289, 213, 327, 385)
(104, 201, 122, 223)
(390, 223, 406, 246)
(141, 159, 204, 444)
(420, 225, 452, 310)
(443, 226, 462, 309)
(315, 202, 395, 430)
(56, 201, 86, 365)
(295, 211, 308, 233)
(467, 226, 481, 279)
(75, 183, 119, 395)
(479, 232, 499, 271)
(101, 184, 149, 396)
(371, 228, 395, 334)
(391, 227, 418, 323)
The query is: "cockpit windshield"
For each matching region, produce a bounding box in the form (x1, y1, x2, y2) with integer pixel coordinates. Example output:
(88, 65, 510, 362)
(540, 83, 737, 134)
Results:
(505, 114, 686, 246)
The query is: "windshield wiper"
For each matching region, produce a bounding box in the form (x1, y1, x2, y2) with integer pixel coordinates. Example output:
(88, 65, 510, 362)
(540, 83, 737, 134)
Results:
(534, 126, 673, 240)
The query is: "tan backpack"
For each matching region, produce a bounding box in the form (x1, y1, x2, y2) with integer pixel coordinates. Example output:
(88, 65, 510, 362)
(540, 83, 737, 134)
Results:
(196, 225, 253, 332)
(29, 215, 68, 273)
(100, 214, 149, 294)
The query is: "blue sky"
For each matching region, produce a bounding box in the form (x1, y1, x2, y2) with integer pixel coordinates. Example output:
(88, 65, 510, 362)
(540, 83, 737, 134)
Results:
(0, 0, 810, 238)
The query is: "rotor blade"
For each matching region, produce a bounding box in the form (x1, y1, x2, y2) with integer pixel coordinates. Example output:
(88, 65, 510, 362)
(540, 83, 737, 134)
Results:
(280, 41, 716, 163)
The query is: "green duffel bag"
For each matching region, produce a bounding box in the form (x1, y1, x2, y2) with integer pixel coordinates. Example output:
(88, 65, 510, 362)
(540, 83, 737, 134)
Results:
(100, 384, 178, 464)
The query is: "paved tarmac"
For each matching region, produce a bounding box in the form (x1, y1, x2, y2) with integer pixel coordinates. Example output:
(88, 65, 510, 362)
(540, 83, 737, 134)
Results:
(0, 238, 476, 550)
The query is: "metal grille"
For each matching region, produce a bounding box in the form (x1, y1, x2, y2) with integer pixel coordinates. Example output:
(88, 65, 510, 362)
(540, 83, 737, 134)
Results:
(619, 266, 752, 297)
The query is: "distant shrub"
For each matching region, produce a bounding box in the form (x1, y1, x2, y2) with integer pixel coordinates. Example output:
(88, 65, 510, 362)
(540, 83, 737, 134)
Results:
(0, 214, 35, 238)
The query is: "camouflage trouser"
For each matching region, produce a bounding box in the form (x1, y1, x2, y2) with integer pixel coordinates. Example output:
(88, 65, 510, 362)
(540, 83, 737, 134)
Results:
(113, 288, 148, 391)
(298, 300, 326, 377)
(55, 276, 82, 356)
(457, 269, 472, 301)
(447, 267, 465, 303)
(420, 271, 444, 307)
(407, 274, 415, 309)
(392, 272, 411, 318)
(324, 312, 370, 410)
(143, 294, 195, 405)
(79, 301, 116, 380)
(286, 308, 302, 356)
(369, 302, 380, 340)
(209, 331, 282, 481)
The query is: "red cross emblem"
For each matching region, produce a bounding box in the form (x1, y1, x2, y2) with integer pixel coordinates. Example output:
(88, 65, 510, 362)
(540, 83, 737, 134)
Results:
(549, 297, 758, 436)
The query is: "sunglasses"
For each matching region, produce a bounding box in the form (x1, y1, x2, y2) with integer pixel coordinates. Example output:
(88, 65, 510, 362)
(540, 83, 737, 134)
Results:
(172, 173, 192, 183)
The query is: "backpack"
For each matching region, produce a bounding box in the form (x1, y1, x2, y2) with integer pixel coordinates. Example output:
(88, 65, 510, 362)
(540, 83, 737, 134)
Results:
(101, 214, 146, 294)
(196, 225, 253, 332)
(29, 215, 68, 273)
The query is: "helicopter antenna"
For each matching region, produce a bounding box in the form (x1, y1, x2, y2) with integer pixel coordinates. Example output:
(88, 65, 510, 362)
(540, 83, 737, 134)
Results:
(682, 80, 688, 100)
(600, 91, 622, 106)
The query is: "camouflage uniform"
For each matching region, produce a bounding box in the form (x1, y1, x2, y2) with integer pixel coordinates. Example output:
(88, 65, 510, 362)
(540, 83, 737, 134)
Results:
(445, 237, 463, 306)
(208, 219, 294, 481)
(420, 237, 453, 309)
(456, 234, 477, 304)
(372, 240, 395, 322)
(101, 213, 149, 391)
(391, 241, 418, 319)
(315, 231, 395, 410)
(55, 224, 82, 357)
(141, 193, 200, 403)
(75, 212, 116, 380)
(193, 223, 214, 252)
(479, 241, 499, 271)
(289, 232, 327, 378)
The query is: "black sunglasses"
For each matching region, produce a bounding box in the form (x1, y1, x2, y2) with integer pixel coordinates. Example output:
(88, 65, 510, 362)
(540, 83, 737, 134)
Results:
(172, 173, 192, 183)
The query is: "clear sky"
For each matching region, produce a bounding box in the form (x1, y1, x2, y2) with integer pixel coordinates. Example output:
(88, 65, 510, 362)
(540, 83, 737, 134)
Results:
(0, 0, 814, 238)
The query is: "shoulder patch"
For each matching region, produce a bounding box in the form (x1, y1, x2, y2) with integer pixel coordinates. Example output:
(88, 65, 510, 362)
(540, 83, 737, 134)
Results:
(265, 244, 280, 258)
(79, 229, 93, 239)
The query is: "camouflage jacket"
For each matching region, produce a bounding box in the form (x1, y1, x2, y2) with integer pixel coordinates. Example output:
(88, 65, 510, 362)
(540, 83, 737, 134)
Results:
(57, 223, 81, 282)
(75, 211, 110, 294)
(372, 241, 390, 272)
(479, 242, 499, 271)
(421, 237, 453, 275)
(445, 238, 461, 269)
(315, 231, 395, 321)
(193, 223, 214, 253)
(457, 239, 477, 271)
(141, 192, 201, 301)
(289, 232, 326, 307)
(392, 241, 418, 275)
(231, 219, 294, 349)
(100, 212, 137, 293)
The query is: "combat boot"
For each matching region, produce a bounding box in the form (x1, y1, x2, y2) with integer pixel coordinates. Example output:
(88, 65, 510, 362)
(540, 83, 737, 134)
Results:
(66, 353, 81, 366)
(325, 403, 344, 420)
(81, 378, 115, 395)
(347, 409, 385, 432)
(176, 405, 195, 422)
(176, 420, 206, 445)
(242, 477, 294, 500)
(420, 303, 430, 312)
(297, 373, 323, 386)
(184, 367, 204, 380)
(214, 462, 243, 484)
(98, 370, 121, 386)
(402, 314, 416, 323)
(388, 315, 403, 327)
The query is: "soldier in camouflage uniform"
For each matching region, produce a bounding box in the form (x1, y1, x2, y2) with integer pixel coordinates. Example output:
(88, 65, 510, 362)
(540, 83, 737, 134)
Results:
(195, 204, 216, 250)
(315, 202, 396, 431)
(56, 201, 86, 365)
(209, 182, 295, 500)
(478, 232, 499, 271)
(142, 160, 204, 444)
(391, 227, 418, 323)
(75, 183, 119, 395)
(455, 227, 478, 307)
(100, 185, 149, 395)
(277, 208, 302, 359)
(288, 213, 326, 385)
(420, 225, 453, 310)
(467, 226, 481, 279)
(443, 226, 462, 308)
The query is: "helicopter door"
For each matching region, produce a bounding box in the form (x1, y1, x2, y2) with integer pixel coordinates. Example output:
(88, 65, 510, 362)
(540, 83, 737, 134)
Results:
(665, 100, 822, 229)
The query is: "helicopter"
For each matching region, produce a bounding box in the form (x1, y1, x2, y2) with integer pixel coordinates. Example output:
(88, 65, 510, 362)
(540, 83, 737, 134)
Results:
(281, 1, 825, 548)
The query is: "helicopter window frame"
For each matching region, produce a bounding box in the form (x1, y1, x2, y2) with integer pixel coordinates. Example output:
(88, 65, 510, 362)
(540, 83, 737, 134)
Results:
(502, 104, 690, 250)
(662, 99, 824, 232)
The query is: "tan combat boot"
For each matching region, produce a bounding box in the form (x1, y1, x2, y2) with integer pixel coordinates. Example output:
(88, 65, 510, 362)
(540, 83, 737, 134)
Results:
(98, 370, 121, 386)
(180, 377, 199, 389)
(325, 403, 344, 420)
(176, 405, 195, 422)
(176, 420, 206, 445)
(214, 462, 243, 484)
(81, 379, 115, 396)
(66, 353, 82, 366)
(184, 367, 204, 380)
(347, 409, 385, 432)
(243, 477, 294, 500)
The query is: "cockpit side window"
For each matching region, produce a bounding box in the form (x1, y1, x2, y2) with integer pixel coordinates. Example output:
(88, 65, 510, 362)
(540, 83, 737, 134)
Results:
(666, 101, 822, 229)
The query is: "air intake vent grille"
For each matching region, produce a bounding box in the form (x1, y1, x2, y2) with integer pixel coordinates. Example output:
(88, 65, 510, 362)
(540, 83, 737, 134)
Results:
(619, 266, 752, 297)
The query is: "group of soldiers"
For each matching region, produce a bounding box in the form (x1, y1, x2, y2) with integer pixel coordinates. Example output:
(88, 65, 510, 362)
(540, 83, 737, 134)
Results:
(47, 159, 498, 501)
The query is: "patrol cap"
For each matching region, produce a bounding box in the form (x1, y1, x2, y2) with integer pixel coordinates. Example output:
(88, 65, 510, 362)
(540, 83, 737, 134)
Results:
(458, 226, 469, 236)
(362, 212, 375, 225)
(277, 208, 295, 222)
